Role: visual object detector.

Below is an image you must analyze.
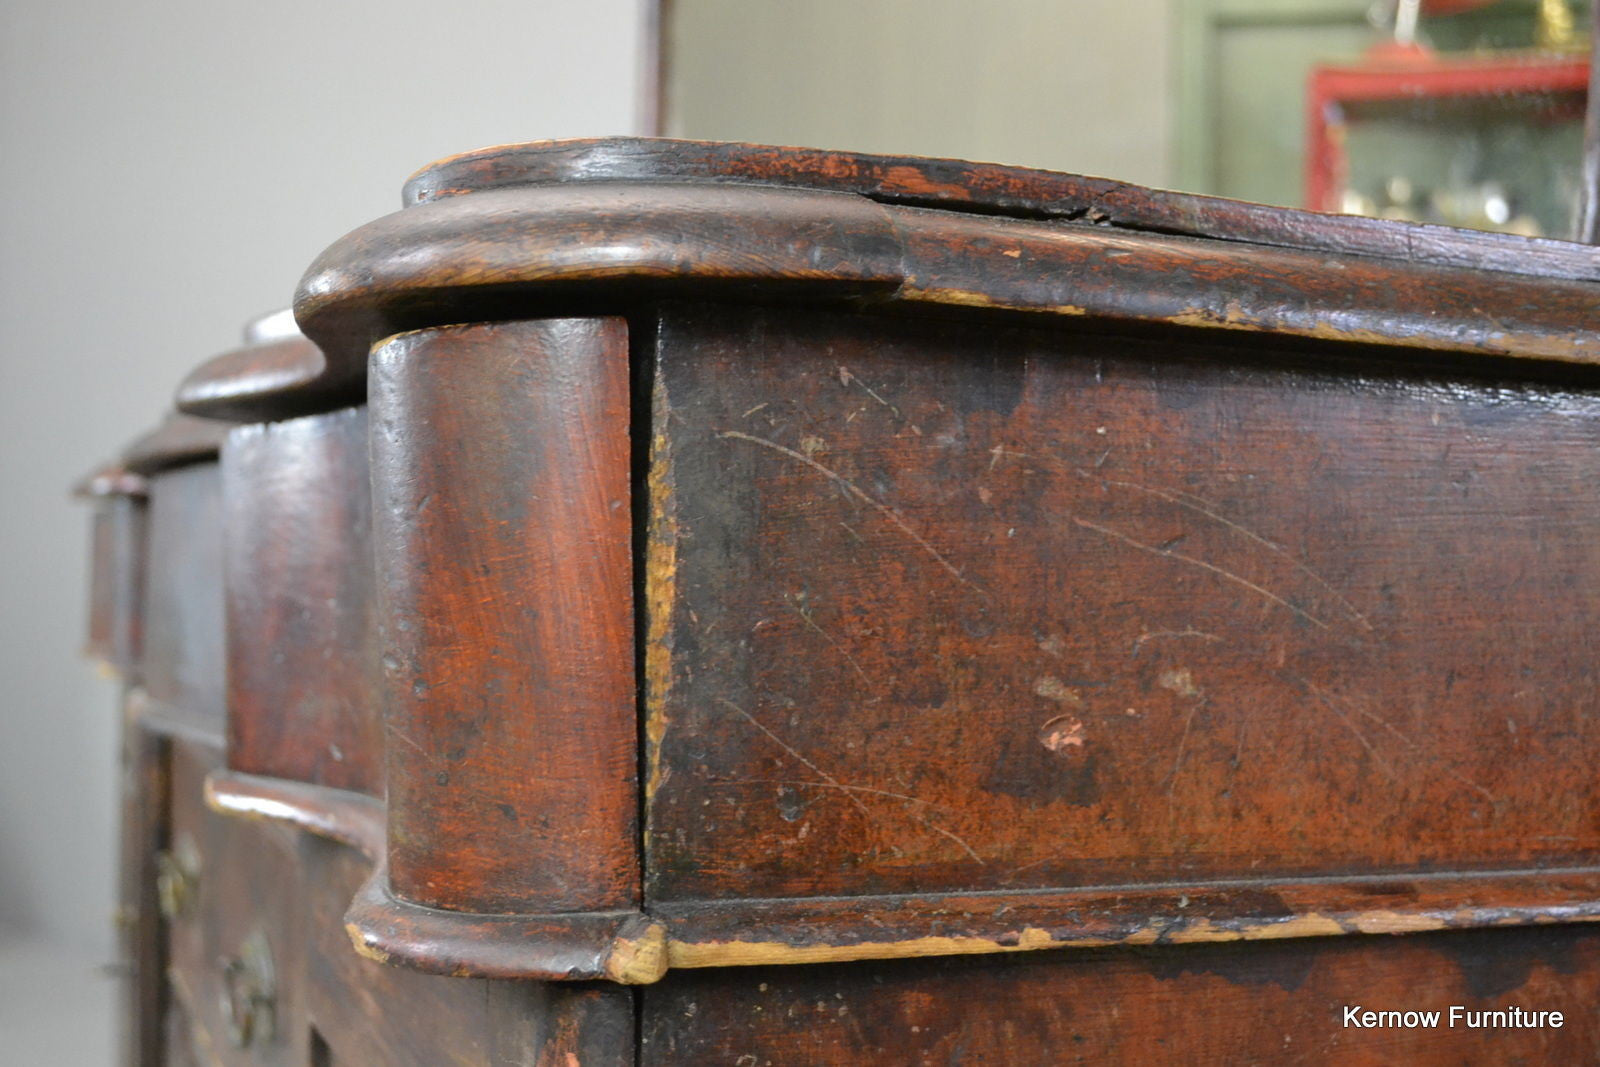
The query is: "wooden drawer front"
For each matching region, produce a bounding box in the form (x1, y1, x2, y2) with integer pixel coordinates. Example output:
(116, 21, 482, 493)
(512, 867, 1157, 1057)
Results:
(642, 925, 1600, 1065)
(645, 303, 1600, 901)
(143, 465, 226, 730)
(162, 743, 635, 1064)
(223, 409, 381, 794)
(165, 740, 303, 1065)
(85, 494, 145, 676)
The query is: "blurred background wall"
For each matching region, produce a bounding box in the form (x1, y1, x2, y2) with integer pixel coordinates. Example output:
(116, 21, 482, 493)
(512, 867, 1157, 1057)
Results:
(663, 0, 1174, 188)
(0, 0, 650, 957)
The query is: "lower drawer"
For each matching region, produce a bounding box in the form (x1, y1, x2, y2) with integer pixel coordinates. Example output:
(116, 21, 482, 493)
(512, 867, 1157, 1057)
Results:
(164, 741, 301, 1065)
(642, 925, 1600, 1064)
(156, 739, 632, 1066)
(157, 737, 1600, 1063)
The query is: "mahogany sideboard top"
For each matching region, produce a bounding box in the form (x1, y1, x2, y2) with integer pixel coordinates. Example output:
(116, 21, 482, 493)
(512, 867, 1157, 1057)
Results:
(84, 137, 1600, 1064)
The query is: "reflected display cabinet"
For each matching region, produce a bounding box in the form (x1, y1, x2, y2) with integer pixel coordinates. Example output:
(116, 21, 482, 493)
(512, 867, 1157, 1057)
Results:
(83, 137, 1600, 1064)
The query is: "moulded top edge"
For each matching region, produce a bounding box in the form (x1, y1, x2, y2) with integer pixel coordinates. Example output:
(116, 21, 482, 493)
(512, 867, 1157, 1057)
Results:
(401, 136, 1599, 285)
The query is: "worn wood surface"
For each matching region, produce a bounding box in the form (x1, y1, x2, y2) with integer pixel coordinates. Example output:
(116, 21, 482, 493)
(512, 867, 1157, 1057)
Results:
(294, 182, 1598, 392)
(370, 318, 638, 914)
(404, 137, 1600, 283)
(223, 408, 381, 794)
(642, 925, 1600, 1064)
(205, 764, 1600, 985)
(646, 302, 1600, 902)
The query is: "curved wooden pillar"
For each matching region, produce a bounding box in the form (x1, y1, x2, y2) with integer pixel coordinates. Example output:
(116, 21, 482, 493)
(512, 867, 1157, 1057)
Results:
(368, 317, 638, 915)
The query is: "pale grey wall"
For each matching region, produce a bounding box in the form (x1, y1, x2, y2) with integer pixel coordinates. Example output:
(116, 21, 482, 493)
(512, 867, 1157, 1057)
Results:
(0, 0, 646, 954)
(665, 0, 1173, 188)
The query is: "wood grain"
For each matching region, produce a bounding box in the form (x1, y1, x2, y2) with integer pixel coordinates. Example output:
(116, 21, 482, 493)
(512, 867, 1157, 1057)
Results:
(369, 318, 638, 914)
(642, 924, 1600, 1064)
(646, 302, 1600, 901)
(404, 137, 1600, 283)
(295, 182, 1598, 390)
(223, 408, 382, 794)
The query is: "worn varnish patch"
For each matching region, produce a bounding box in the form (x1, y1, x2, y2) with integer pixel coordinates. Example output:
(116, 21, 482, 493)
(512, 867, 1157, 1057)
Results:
(644, 302, 1600, 903)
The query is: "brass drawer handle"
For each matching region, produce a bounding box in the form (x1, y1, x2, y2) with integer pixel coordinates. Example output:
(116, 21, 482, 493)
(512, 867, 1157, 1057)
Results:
(155, 835, 200, 921)
(220, 930, 276, 1049)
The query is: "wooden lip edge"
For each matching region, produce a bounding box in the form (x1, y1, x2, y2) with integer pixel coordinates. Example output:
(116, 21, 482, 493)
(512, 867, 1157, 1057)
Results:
(174, 335, 355, 424)
(654, 874, 1600, 972)
(124, 689, 225, 752)
(294, 183, 1598, 388)
(205, 770, 665, 984)
(72, 464, 147, 500)
(343, 867, 665, 985)
(399, 137, 1600, 285)
(202, 771, 1600, 983)
(204, 769, 384, 857)
(120, 414, 229, 476)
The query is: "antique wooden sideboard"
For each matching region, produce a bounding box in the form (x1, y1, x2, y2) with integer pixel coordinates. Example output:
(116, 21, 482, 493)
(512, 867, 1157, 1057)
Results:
(81, 138, 1600, 1064)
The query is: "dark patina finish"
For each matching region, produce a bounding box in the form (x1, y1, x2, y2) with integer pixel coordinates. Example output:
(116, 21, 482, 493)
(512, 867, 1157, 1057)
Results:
(84, 137, 1600, 1063)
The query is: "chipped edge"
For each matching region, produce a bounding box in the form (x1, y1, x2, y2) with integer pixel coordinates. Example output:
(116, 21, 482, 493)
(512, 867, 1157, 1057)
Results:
(605, 922, 671, 985)
(661, 908, 1600, 972)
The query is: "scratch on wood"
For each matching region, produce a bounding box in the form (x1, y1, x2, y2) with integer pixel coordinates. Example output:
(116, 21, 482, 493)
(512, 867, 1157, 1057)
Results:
(1302, 678, 1498, 803)
(838, 365, 920, 435)
(720, 430, 985, 596)
(1133, 628, 1222, 655)
(1071, 516, 1332, 631)
(988, 444, 1030, 471)
(1080, 471, 1374, 632)
(387, 723, 431, 758)
(986, 447, 1370, 633)
(717, 698, 874, 820)
(923, 821, 985, 865)
(707, 778, 948, 809)
(784, 594, 872, 684)
(1167, 702, 1202, 798)
(712, 711, 983, 864)
(1303, 679, 1398, 782)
